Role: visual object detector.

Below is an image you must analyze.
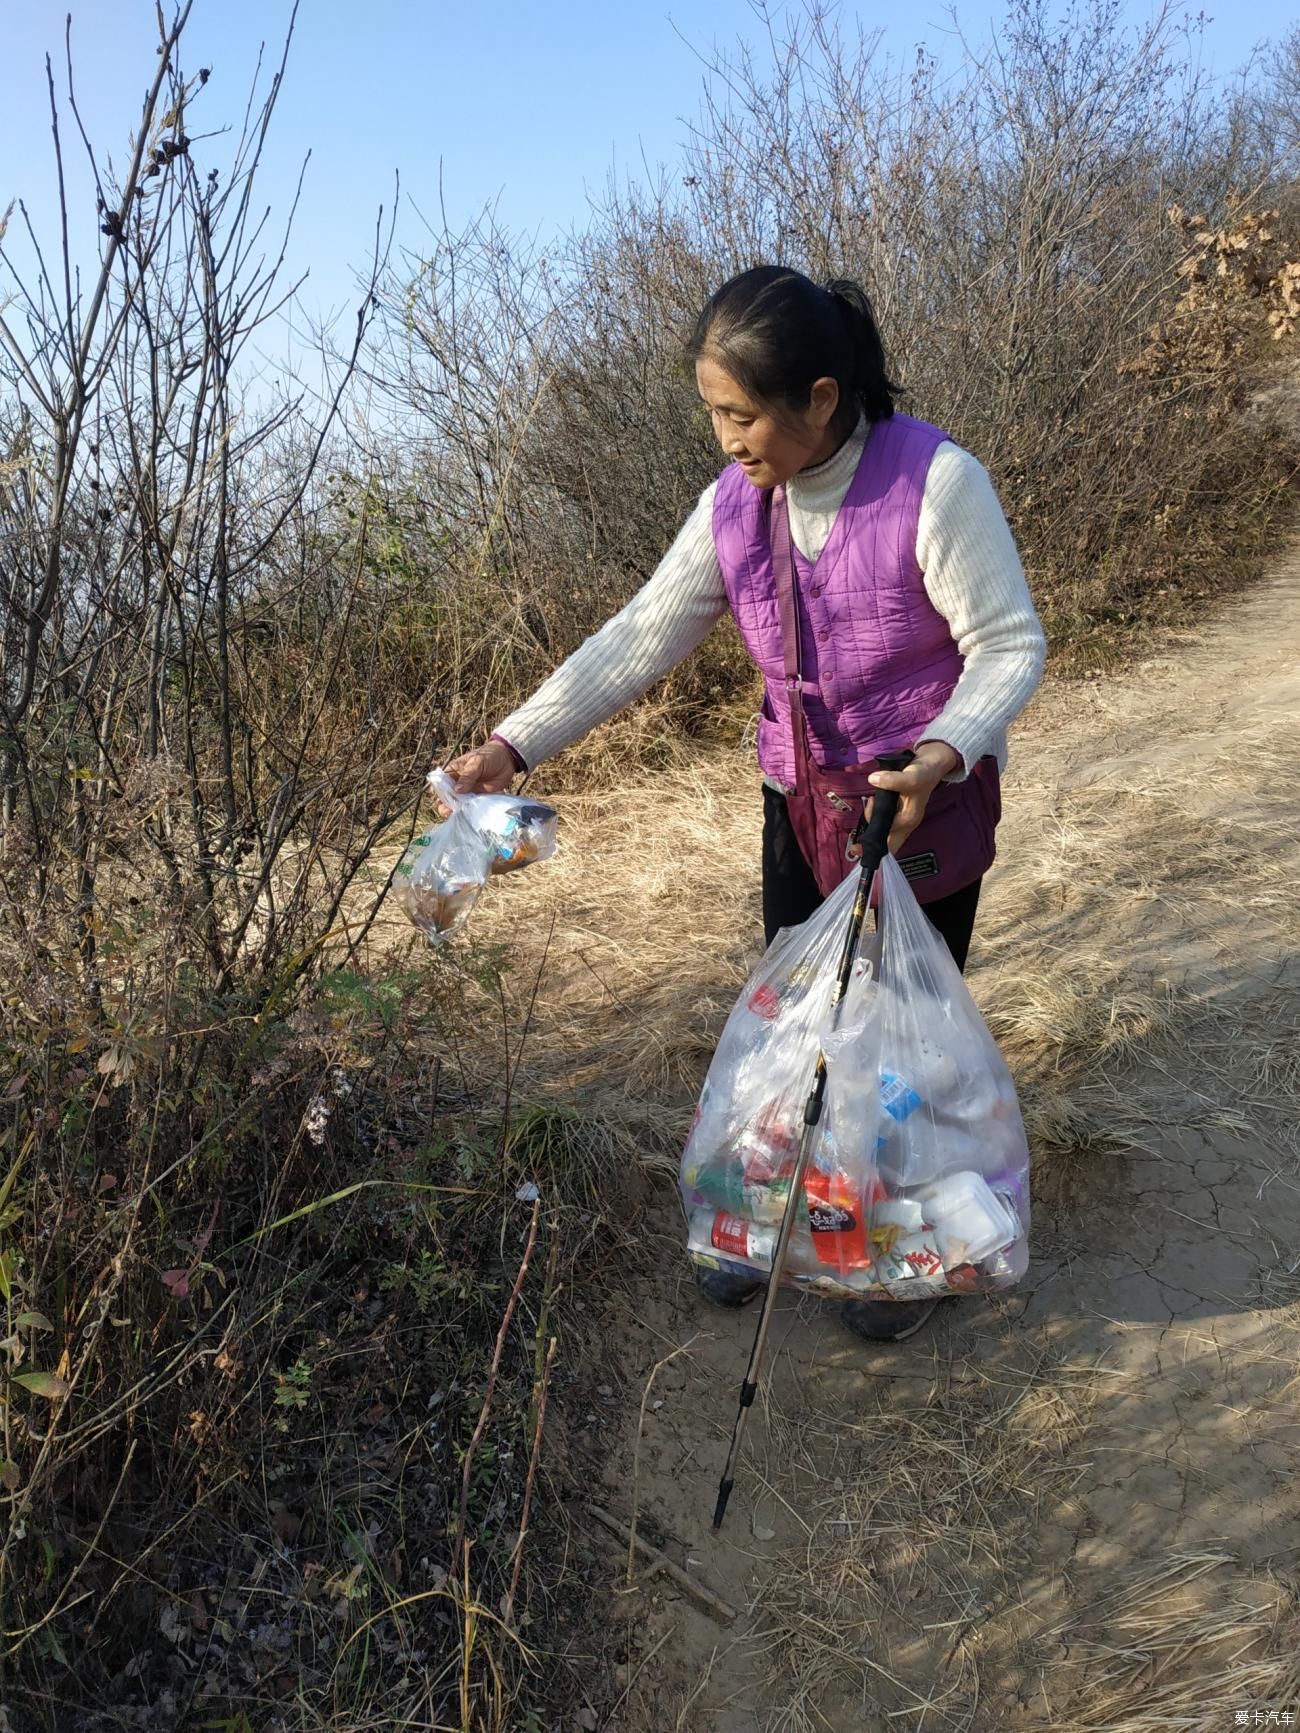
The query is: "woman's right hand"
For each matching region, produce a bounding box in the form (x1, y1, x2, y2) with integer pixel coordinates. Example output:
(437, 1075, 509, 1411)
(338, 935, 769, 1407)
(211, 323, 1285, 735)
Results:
(443, 739, 519, 801)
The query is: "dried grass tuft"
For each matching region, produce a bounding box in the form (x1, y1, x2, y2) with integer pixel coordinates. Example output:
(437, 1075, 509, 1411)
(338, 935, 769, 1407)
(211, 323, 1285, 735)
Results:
(742, 1344, 1108, 1732)
(1020, 1549, 1300, 1730)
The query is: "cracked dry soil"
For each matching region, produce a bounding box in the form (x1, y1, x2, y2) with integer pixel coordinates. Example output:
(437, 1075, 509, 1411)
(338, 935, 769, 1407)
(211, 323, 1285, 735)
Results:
(491, 555, 1300, 1729)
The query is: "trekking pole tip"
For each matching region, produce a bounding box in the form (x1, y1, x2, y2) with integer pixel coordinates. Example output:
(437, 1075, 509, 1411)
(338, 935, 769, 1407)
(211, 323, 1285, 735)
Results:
(712, 1477, 734, 1532)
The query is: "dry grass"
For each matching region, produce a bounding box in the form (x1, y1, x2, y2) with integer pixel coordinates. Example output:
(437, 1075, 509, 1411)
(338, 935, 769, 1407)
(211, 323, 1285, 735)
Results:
(741, 1344, 1108, 1732)
(399, 565, 1300, 1729)
(972, 731, 1300, 1172)
(1021, 1550, 1300, 1730)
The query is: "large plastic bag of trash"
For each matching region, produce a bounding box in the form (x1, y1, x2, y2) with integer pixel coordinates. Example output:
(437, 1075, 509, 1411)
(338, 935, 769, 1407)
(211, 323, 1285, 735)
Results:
(394, 769, 558, 943)
(681, 853, 1029, 1300)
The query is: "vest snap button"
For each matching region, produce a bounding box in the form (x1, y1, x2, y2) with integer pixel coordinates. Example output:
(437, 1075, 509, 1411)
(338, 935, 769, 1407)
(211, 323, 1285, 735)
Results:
(810, 586, 822, 598)
(817, 629, 829, 642)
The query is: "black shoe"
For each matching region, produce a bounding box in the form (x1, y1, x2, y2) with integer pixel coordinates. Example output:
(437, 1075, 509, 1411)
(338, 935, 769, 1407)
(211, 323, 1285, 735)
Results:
(693, 1265, 765, 1308)
(839, 1295, 950, 1342)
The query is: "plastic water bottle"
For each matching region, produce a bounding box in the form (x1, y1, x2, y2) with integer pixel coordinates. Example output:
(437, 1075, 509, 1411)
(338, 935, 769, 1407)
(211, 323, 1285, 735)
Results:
(879, 1069, 924, 1122)
(687, 1208, 777, 1271)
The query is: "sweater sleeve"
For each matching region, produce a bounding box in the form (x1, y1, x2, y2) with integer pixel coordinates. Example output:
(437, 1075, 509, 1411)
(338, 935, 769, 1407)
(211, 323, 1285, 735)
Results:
(493, 484, 728, 771)
(915, 444, 1047, 778)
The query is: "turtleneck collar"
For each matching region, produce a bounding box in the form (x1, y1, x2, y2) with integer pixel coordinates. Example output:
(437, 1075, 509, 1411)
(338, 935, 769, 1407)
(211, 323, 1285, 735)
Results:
(789, 412, 869, 501)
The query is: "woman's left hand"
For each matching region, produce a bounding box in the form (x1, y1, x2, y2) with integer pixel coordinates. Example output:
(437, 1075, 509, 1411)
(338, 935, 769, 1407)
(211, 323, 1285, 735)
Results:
(855, 741, 962, 854)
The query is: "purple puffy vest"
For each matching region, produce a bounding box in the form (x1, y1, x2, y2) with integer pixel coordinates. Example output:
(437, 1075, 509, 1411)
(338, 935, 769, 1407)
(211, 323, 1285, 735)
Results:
(712, 414, 962, 790)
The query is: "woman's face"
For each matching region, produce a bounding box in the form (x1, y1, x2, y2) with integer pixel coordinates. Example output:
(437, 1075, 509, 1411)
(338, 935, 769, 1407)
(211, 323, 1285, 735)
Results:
(695, 356, 841, 489)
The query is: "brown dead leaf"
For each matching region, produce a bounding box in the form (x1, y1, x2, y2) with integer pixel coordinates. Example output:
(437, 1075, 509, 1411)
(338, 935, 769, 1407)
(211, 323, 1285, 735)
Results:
(96, 1044, 134, 1086)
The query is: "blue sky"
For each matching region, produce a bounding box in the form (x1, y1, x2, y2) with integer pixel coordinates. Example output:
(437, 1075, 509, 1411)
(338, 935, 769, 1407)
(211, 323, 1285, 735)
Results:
(1, 0, 1294, 368)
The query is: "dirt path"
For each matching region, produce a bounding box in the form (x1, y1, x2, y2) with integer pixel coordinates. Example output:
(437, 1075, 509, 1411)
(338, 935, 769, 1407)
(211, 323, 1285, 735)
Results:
(469, 552, 1300, 1730)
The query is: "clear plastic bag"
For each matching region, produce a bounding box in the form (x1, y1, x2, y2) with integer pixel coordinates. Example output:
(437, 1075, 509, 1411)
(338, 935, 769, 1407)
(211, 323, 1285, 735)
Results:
(393, 769, 558, 943)
(680, 853, 1030, 1300)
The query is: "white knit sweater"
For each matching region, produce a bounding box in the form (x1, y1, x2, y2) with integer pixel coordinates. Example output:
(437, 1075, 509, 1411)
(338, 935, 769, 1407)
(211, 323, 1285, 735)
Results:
(496, 418, 1046, 784)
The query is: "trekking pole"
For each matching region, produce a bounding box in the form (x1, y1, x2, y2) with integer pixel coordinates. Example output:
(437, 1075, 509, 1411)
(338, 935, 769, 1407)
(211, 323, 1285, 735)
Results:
(712, 750, 913, 1532)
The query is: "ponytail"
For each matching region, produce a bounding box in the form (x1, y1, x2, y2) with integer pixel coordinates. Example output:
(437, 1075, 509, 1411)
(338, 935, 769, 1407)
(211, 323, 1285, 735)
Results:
(824, 279, 899, 423)
(686, 264, 901, 428)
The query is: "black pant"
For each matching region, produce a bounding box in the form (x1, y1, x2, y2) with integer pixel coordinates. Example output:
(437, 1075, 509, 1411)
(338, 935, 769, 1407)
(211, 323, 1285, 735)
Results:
(761, 784, 982, 971)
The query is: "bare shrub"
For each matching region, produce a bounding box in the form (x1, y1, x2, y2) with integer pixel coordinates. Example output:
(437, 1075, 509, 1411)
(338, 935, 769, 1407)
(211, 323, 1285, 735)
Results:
(372, 0, 1300, 745)
(1264, 24, 1300, 156)
(0, 12, 580, 1728)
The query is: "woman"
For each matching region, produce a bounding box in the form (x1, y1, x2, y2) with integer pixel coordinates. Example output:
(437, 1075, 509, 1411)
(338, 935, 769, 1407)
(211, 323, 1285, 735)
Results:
(449, 265, 1046, 1342)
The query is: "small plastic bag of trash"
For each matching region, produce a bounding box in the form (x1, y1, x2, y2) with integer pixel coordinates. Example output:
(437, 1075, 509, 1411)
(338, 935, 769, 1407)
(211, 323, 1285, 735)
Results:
(394, 769, 558, 943)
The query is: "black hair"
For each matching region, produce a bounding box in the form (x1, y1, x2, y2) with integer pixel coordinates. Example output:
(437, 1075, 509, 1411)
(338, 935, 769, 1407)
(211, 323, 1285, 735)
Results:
(685, 264, 900, 428)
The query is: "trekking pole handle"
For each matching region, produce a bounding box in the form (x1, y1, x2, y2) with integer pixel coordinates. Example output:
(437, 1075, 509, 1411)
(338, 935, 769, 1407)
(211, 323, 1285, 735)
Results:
(856, 749, 914, 864)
